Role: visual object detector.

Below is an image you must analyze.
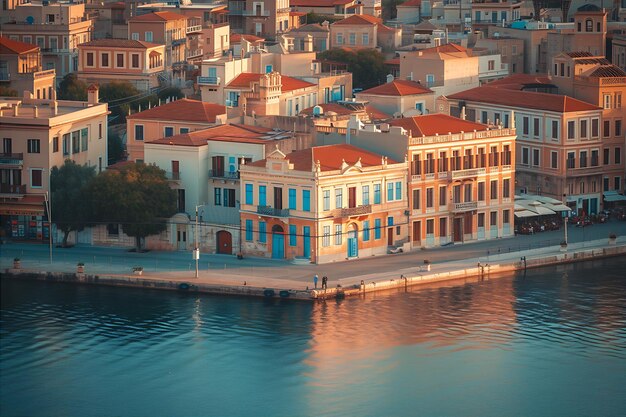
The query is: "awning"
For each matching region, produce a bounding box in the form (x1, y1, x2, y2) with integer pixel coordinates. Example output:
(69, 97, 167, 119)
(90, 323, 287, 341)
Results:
(515, 210, 537, 218)
(528, 206, 556, 215)
(0, 195, 45, 215)
(545, 203, 572, 212)
(603, 191, 626, 202)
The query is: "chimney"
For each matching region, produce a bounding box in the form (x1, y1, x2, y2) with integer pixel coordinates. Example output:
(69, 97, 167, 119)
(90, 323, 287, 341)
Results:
(386, 74, 394, 83)
(460, 106, 466, 120)
(87, 84, 99, 105)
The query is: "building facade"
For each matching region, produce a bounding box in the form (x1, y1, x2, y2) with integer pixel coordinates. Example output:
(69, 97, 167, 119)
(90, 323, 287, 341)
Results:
(0, 36, 56, 99)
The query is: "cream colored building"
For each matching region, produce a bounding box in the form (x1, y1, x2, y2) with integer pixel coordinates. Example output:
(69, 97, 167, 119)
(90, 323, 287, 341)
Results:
(355, 76, 435, 116)
(239, 144, 408, 263)
(330, 14, 401, 52)
(0, 36, 56, 99)
(0, 86, 108, 242)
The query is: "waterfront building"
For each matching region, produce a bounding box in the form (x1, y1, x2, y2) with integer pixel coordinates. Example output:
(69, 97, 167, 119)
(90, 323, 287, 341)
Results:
(227, 0, 291, 38)
(239, 144, 408, 263)
(0, 86, 108, 242)
(125, 98, 227, 162)
(329, 15, 401, 52)
(447, 80, 607, 215)
(0, 37, 56, 99)
(1, 0, 94, 81)
(76, 39, 166, 93)
(355, 76, 435, 116)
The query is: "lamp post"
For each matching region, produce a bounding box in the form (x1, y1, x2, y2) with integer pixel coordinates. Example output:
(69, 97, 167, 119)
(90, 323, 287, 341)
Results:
(44, 191, 52, 263)
(563, 193, 568, 245)
(193, 204, 202, 278)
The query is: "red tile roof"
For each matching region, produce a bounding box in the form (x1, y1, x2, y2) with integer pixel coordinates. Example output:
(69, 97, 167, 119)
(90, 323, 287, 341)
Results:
(398, 0, 422, 6)
(566, 51, 594, 58)
(384, 57, 400, 66)
(250, 144, 398, 172)
(227, 73, 316, 91)
(150, 124, 274, 147)
(377, 24, 397, 33)
(359, 79, 432, 96)
(129, 11, 186, 22)
(484, 73, 554, 90)
(300, 102, 391, 120)
(231, 34, 265, 43)
(79, 39, 162, 49)
(0, 36, 38, 54)
(587, 65, 626, 78)
(388, 114, 489, 136)
(418, 43, 468, 54)
(333, 14, 382, 26)
(290, 0, 353, 6)
(127, 99, 226, 123)
(448, 86, 602, 113)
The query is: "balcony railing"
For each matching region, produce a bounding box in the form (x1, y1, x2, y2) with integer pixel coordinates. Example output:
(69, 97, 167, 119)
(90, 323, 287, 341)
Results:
(0, 153, 24, 166)
(165, 171, 181, 181)
(450, 201, 478, 213)
(340, 204, 372, 217)
(257, 206, 290, 217)
(566, 165, 606, 177)
(0, 183, 26, 195)
(186, 48, 204, 59)
(186, 25, 202, 34)
(451, 167, 486, 179)
(209, 170, 239, 179)
(198, 76, 220, 85)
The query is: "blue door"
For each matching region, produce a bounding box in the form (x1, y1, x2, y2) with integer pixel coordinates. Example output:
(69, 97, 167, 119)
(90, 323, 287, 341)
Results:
(347, 230, 358, 258)
(272, 232, 285, 259)
(303, 226, 311, 258)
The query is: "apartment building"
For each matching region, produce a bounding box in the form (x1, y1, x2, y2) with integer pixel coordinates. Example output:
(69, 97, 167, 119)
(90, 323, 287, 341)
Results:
(227, 0, 291, 38)
(1, 0, 94, 80)
(0, 36, 56, 99)
(613, 35, 626, 71)
(471, 0, 524, 30)
(355, 76, 435, 116)
(330, 15, 401, 52)
(287, 23, 330, 52)
(0, 86, 108, 242)
(289, 0, 364, 19)
(474, 35, 525, 74)
(77, 39, 165, 92)
(447, 83, 607, 215)
(239, 144, 408, 263)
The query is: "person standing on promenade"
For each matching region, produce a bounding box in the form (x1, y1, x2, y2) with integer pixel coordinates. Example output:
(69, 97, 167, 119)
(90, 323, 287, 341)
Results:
(314, 274, 319, 289)
(322, 276, 328, 289)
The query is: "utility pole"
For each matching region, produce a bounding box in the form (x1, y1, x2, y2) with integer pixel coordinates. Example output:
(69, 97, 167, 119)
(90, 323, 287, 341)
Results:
(563, 193, 568, 245)
(45, 191, 52, 264)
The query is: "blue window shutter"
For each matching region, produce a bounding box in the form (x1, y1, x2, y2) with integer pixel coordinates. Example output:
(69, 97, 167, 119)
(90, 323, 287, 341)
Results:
(245, 220, 253, 241)
(289, 188, 296, 210)
(259, 185, 266, 206)
(303, 190, 311, 212)
(259, 221, 266, 243)
(289, 225, 297, 246)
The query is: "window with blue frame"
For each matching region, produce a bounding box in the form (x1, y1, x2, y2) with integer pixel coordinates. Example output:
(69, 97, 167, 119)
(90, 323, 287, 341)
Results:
(362, 185, 370, 205)
(374, 219, 381, 239)
(259, 221, 266, 243)
(214, 187, 222, 205)
(395, 182, 402, 200)
(302, 190, 311, 211)
(335, 188, 343, 208)
(259, 185, 267, 206)
(289, 188, 296, 210)
(387, 216, 394, 226)
(387, 182, 394, 201)
(265, 65, 273, 73)
(374, 184, 381, 204)
(245, 184, 253, 205)
(245, 219, 253, 241)
(323, 190, 330, 210)
(289, 224, 297, 246)
(164, 126, 174, 137)
(363, 220, 370, 241)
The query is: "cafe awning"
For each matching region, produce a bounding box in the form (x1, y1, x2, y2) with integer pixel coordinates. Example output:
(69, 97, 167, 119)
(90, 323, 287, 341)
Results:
(603, 191, 626, 202)
(545, 203, 572, 212)
(0, 195, 45, 215)
(514, 210, 537, 218)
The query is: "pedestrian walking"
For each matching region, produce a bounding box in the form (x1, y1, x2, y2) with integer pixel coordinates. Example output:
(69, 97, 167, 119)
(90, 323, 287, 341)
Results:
(314, 274, 319, 289)
(322, 276, 328, 289)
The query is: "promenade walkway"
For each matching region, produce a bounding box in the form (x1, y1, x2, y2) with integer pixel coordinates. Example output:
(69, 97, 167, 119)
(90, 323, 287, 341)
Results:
(2, 220, 626, 293)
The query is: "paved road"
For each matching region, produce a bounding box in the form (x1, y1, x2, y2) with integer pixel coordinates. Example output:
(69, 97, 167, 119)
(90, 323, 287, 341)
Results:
(2, 219, 625, 285)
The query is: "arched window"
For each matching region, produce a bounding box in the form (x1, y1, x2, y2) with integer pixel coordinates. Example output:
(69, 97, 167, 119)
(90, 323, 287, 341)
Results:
(586, 19, 593, 32)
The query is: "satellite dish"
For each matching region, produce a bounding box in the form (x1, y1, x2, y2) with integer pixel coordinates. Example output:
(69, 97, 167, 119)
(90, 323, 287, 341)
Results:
(26, 16, 34, 24)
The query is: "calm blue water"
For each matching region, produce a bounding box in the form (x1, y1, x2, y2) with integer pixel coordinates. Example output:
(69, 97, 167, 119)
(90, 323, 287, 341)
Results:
(1, 258, 626, 417)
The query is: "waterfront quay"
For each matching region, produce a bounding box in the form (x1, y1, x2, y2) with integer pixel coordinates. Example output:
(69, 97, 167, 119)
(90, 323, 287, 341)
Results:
(2, 220, 626, 300)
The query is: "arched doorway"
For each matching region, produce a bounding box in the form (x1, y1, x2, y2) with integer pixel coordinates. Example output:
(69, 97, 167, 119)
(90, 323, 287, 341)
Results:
(347, 223, 358, 258)
(216, 230, 232, 254)
(271, 225, 285, 259)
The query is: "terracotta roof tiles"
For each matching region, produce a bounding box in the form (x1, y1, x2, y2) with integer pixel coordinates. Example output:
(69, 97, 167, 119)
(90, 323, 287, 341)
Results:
(290, 0, 353, 6)
(389, 114, 488, 136)
(0, 36, 38, 54)
(359, 79, 432, 96)
(227, 72, 316, 91)
(149, 124, 274, 147)
(333, 14, 382, 26)
(79, 39, 162, 49)
(587, 65, 626, 78)
(127, 99, 226, 123)
(129, 11, 187, 22)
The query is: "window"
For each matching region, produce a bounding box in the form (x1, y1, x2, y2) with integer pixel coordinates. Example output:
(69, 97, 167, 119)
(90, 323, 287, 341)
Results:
(615, 176, 621, 191)
(81, 128, 88, 151)
(503, 210, 510, 225)
(245, 184, 253, 205)
(567, 152, 576, 168)
(303, 190, 311, 212)
(478, 182, 485, 201)
(395, 182, 401, 200)
(135, 125, 144, 141)
(362, 33, 369, 45)
(616, 147, 622, 165)
(503, 179, 510, 198)
(101, 53, 109, 67)
(214, 187, 222, 205)
(63, 134, 69, 155)
(323, 226, 330, 246)
(259, 221, 266, 243)
(374, 219, 381, 239)
(387, 182, 394, 202)
(604, 177, 610, 191)
(288, 189, 296, 210)
(259, 185, 266, 206)
(334, 224, 342, 245)
(604, 94, 611, 109)
(349, 32, 356, 45)
(426, 219, 434, 235)
(53, 137, 59, 153)
(438, 152, 447, 172)
(86, 52, 94, 66)
(223, 188, 236, 207)
(464, 184, 472, 202)
(523, 116, 529, 135)
(439, 218, 447, 238)
(335, 188, 343, 208)
(560, 63, 565, 76)
(132, 33, 139, 40)
(521, 147, 529, 165)
(289, 225, 297, 246)
(586, 19, 593, 32)
(265, 65, 272, 73)
(426, 188, 434, 208)
(490, 211, 498, 227)
(116, 53, 124, 68)
(323, 190, 330, 210)
(616, 120, 622, 137)
(591, 150, 599, 167)
(31, 169, 42, 187)
(348, 186, 356, 208)
(27, 139, 40, 153)
(567, 121, 575, 139)
(482, 111, 488, 124)
(604, 148, 610, 165)
(362, 185, 370, 205)
(180, 128, 189, 134)
(533, 118, 540, 137)
(577, 22, 582, 32)
(245, 220, 253, 241)
(490, 180, 498, 200)
(164, 127, 174, 137)
(373, 184, 381, 204)
(580, 120, 587, 138)
(145, 31, 153, 42)
(616, 94, 622, 109)
(580, 151, 588, 168)
(412, 189, 420, 209)
(551, 151, 558, 169)
(453, 185, 461, 203)
(131, 54, 140, 68)
(532, 149, 540, 167)
(336, 33, 343, 45)
(604, 120, 610, 137)
(591, 119, 599, 137)
(363, 221, 370, 241)
(488, 60, 495, 71)
(439, 186, 446, 207)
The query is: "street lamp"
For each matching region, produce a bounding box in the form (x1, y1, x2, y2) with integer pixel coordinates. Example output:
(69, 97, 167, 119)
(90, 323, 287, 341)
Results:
(563, 193, 568, 245)
(193, 204, 202, 278)
(44, 191, 52, 263)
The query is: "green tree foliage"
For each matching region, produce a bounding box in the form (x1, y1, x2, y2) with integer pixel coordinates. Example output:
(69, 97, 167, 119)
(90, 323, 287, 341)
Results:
(58, 73, 88, 101)
(86, 163, 177, 251)
(107, 128, 125, 165)
(158, 87, 184, 101)
(318, 49, 387, 89)
(50, 160, 96, 247)
(99, 80, 143, 124)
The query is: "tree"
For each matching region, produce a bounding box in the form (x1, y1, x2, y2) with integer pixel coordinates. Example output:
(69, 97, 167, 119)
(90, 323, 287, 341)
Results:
(107, 128, 125, 165)
(318, 49, 388, 90)
(86, 163, 177, 251)
(50, 160, 96, 247)
(100, 80, 142, 124)
(58, 73, 88, 101)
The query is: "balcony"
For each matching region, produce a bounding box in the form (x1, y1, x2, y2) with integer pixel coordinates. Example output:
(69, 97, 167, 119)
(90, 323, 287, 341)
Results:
(450, 201, 478, 213)
(0, 184, 26, 195)
(198, 76, 220, 85)
(186, 25, 202, 34)
(257, 205, 290, 217)
(339, 204, 372, 217)
(209, 169, 239, 180)
(451, 167, 486, 179)
(186, 48, 204, 59)
(165, 171, 181, 181)
(566, 165, 606, 177)
(0, 153, 24, 166)
(172, 38, 187, 46)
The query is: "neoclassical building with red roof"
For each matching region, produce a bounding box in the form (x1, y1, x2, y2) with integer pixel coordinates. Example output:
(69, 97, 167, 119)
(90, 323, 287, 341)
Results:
(239, 144, 408, 263)
(355, 76, 435, 116)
